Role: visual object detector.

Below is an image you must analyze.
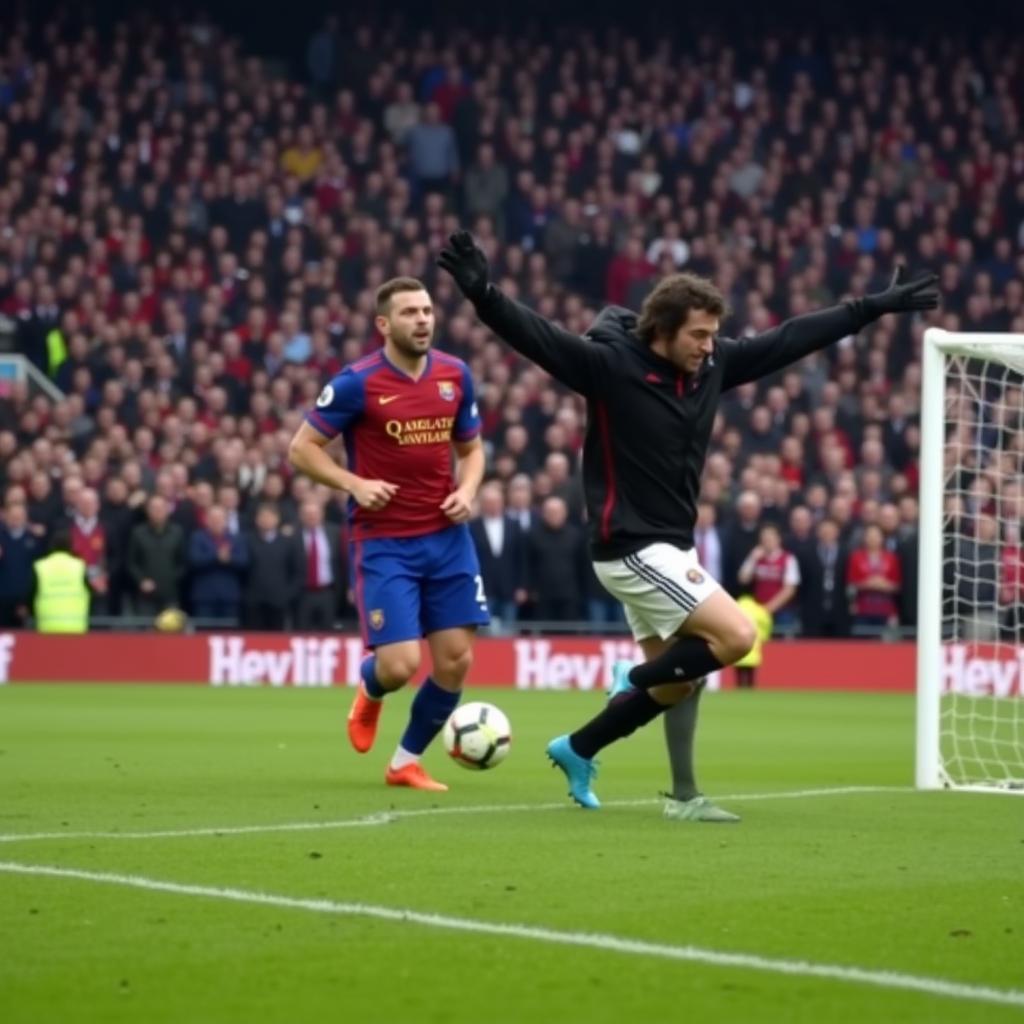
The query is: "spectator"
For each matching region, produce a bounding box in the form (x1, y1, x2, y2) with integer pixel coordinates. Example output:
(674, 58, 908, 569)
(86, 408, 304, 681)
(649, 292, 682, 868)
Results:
(306, 15, 339, 96)
(583, 557, 625, 625)
(244, 503, 302, 630)
(187, 505, 250, 622)
(746, 407, 784, 457)
(785, 505, 820, 633)
(384, 82, 420, 145)
(281, 125, 323, 183)
(527, 496, 587, 622)
(69, 487, 108, 616)
(803, 518, 851, 638)
(693, 502, 723, 583)
(999, 522, 1024, 641)
(127, 495, 186, 619)
(894, 499, 920, 628)
(572, 215, 615, 303)
(56, 476, 84, 529)
(848, 524, 902, 632)
(0, 503, 40, 627)
(737, 523, 801, 631)
(464, 143, 509, 223)
(26, 473, 59, 545)
(544, 198, 586, 282)
(952, 515, 1001, 640)
(506, 474, 535, 534)
(721, 491, 762, 596)
(100, 477, 136, 616)
(605, 237, 656, 307)
(469, 481, 528, 631)
(31, 529, 90, 634)
(544, 451, 583, 522)
(407, 102, 459, 199)
(217, 483, 244, 535)
(295, 498, 344, 630)
(646, 221, 690, 270)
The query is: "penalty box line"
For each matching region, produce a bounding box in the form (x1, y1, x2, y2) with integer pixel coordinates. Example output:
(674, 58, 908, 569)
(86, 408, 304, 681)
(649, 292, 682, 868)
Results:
(0, 786, 910, 844)
(0, 859, 1022, 1011)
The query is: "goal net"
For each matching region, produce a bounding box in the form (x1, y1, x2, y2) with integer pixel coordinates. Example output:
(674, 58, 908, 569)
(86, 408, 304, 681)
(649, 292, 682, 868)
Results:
(916, 329, 1024, 792)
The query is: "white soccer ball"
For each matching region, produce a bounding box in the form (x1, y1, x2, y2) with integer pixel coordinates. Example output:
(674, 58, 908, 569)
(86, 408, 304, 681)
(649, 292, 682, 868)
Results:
(442, 701, 512, 770)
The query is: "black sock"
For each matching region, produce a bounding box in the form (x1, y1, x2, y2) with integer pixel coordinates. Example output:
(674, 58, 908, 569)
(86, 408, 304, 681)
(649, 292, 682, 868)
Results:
(569, 689, 665, 760)
(628, 635, 725, 690)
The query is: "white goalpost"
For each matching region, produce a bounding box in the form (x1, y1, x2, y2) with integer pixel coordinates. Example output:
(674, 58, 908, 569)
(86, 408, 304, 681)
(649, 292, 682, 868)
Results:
(917, 328, 1024, 793)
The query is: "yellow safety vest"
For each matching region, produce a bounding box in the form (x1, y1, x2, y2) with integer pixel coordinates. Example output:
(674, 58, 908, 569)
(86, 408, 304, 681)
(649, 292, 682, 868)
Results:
(34, 552, 90, 634)
(46, 328, 68, 378)
(735, 595, 773, 668)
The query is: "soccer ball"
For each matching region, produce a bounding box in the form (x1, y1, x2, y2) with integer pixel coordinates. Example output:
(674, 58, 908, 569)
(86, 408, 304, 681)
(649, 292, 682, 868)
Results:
(442, 702, 512, 770)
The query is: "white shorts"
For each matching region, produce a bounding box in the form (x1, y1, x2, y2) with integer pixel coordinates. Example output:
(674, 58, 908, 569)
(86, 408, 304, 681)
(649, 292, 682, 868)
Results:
(593, 543, 721, 642)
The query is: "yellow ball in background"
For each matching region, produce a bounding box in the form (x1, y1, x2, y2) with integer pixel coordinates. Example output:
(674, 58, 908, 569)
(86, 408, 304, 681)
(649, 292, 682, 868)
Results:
(154, 607, 187, 633)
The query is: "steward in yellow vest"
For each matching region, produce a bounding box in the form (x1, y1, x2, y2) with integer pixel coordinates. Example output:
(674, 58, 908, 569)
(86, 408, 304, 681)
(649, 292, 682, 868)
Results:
(734, 594, 773, 688)
(33, 532, 90, 634)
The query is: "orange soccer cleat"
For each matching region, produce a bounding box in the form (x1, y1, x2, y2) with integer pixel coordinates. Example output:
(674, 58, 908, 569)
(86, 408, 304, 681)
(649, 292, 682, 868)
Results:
(384, 763, 449, 792)
(347, 685, 383, 753)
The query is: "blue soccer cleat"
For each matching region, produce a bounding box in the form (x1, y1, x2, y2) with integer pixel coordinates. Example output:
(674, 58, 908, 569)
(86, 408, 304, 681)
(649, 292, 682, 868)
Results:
(607, 659, 636, 701)
(546, 735, 600, 809)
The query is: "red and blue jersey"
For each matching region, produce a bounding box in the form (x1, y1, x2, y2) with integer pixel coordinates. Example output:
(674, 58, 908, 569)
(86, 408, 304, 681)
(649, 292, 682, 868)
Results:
(305, 349, 481, 541)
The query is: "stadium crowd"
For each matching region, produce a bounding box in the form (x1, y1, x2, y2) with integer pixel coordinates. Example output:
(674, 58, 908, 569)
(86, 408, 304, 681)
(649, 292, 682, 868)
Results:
(0, 11, 1022, 636)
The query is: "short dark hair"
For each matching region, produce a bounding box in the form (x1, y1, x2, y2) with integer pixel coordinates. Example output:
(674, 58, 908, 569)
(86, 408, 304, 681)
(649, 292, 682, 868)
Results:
(49, 529, 73, 554)
(376, 277, 428, 315)
(635, 273, 728, 345)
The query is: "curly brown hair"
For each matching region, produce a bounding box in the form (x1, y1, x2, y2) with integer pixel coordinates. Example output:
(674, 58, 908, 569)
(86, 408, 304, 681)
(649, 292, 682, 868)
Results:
(635, 273, 728, 345)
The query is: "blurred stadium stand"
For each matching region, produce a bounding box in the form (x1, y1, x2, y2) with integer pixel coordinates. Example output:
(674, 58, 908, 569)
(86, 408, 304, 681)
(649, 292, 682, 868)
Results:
(0, 6, 1021, 637)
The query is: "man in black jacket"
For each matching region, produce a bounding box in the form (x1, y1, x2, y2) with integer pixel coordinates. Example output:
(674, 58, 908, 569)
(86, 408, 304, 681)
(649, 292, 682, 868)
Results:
(0, 502, 41, 627)
(804, 518, 851, 638)
(526, 496, 587, 622)
(294, 498, 345, 631)
(440, 230, 938, 812)
(469, 481, 528, 630)
(721, 491, 762, 597)
(127, 495, 186, 619)
(785, 505, 820, 634)
(245, 503, 302, 630)
(100, 476, 138, 616)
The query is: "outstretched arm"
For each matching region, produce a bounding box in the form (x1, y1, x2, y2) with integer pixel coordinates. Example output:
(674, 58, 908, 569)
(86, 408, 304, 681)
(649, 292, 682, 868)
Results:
(438, 231, 611, 396)
(719, 268, 939, 391)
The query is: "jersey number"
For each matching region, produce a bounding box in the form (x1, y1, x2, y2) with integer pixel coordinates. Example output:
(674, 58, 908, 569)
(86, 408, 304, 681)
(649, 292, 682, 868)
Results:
(474, 574, 487, 607)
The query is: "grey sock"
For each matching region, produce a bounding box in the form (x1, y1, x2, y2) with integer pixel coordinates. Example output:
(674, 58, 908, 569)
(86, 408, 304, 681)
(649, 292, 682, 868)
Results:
(663, 679, 706, 801)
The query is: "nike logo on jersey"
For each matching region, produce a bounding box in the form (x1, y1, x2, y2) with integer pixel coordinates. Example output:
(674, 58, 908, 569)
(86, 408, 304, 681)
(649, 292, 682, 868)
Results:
(378, 395, 401, 405)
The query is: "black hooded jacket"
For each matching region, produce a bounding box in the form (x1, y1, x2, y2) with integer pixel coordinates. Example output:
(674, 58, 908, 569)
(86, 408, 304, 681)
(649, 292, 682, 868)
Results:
(472, 286, 871, 561)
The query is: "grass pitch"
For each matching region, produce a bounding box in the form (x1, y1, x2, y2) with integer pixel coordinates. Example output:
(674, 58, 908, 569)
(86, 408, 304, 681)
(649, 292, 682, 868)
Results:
(1, 685, 1022, 1024)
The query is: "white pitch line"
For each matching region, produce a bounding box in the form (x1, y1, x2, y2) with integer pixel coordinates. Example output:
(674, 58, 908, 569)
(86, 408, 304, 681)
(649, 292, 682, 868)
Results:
(0, 786, 906, 844)
(0, 859, 1021, 1010)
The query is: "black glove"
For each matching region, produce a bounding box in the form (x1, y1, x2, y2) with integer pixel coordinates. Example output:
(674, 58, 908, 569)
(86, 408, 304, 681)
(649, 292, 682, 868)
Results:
(858, 265, 940, 321)
(437, 231, 489, 303)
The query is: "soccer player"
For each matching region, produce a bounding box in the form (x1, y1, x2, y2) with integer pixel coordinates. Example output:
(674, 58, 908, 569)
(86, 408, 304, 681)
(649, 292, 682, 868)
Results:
(439, 231, 938, 811)
(289, 276, 489, 792)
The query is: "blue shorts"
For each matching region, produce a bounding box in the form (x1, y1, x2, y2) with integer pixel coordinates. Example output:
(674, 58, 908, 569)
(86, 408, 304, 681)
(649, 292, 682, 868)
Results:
(351, 525, 490, 648)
